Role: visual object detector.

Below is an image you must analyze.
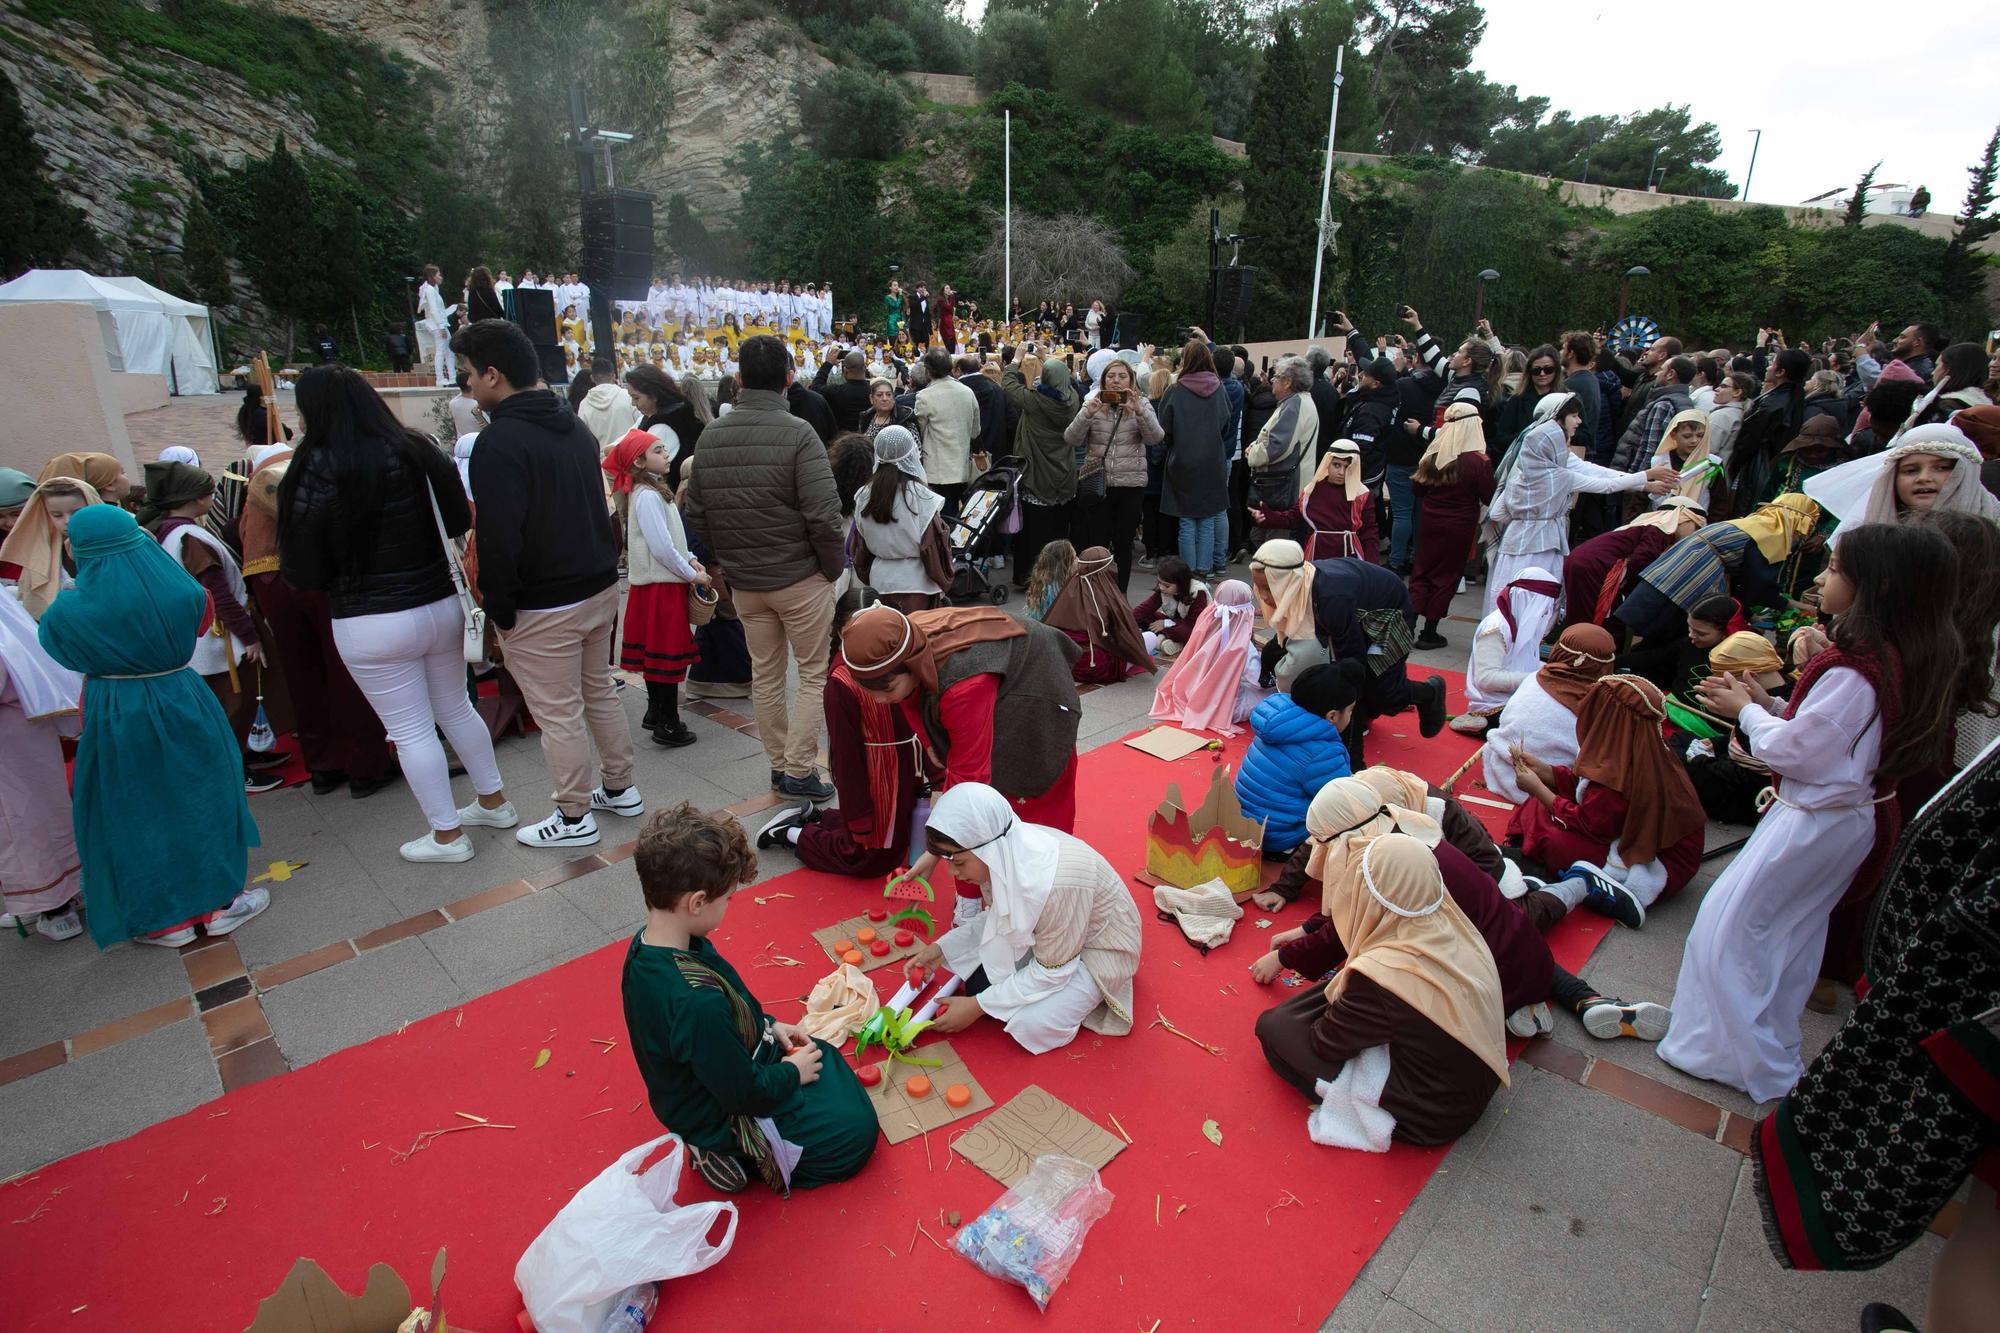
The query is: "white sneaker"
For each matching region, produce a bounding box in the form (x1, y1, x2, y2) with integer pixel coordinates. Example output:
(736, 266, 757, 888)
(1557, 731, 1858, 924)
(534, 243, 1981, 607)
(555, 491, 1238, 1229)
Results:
(35, 906, 83, 942)
(517, 810, 601, 848)
(458, 799, 519, 829)
(137, 925, 198, 948)
(401, 831, 476, 863)
(1505, 1001, 1555, 1038)
(204, 887, 271, 937)
(590, 785, 645, 818)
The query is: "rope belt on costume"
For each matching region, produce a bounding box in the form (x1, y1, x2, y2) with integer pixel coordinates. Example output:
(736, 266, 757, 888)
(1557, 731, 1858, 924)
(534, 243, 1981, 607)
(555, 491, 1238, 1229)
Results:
(1753, 786, 1896, 815)
(96, 668, 185, 680)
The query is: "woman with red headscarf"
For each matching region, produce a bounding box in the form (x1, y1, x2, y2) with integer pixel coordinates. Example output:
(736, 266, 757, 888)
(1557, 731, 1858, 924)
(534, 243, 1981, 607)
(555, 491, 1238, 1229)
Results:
(604, 428, 710, 748)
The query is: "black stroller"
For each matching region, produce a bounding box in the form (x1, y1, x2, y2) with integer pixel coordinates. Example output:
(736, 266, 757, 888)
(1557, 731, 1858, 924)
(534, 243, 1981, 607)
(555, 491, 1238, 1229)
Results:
(943, 455, 1022, 606)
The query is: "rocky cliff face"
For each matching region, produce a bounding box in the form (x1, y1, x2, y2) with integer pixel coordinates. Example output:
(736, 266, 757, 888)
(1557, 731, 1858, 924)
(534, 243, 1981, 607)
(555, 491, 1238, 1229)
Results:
(4, 0, 828, 273)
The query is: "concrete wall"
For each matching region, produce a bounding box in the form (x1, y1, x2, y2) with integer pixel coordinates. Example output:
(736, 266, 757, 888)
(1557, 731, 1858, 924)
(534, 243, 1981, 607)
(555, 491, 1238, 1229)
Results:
(112, 373, 170, 415)
(0, 301, 136, 477)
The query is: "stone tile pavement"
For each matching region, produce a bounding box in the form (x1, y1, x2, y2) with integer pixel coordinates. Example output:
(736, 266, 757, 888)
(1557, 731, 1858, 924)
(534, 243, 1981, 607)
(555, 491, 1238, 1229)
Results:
(0, 543, 1945, 1331)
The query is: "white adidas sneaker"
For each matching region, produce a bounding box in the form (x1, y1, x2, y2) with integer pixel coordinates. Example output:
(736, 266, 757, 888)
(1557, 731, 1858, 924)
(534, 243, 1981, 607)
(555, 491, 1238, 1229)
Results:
(517, 810, 602, 848)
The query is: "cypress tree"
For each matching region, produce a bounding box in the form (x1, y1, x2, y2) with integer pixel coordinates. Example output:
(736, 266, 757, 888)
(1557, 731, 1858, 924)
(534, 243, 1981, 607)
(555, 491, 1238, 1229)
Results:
(1240, 19, 1320, 336)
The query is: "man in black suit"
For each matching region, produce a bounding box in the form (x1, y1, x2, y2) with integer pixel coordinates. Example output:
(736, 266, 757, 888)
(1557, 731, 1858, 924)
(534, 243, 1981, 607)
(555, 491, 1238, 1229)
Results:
(908, 282, 933, 349)
(957, 354, 1007, 460)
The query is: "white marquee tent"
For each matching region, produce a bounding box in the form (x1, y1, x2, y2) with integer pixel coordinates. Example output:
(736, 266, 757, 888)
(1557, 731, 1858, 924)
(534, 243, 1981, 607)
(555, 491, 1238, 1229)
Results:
(0, 268, 220, 394)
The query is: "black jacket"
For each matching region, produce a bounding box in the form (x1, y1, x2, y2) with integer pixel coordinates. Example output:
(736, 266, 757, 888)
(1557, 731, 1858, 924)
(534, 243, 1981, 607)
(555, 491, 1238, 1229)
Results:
(960, 371, 1008, 457)
(278, 434, 468, 619)
(788, 382, 837, 444)
(1308, 375, 1344, 468)
(1342, 382, 1402, 473)
(467, 388, 619, 630)
(812, 363, 874, 433)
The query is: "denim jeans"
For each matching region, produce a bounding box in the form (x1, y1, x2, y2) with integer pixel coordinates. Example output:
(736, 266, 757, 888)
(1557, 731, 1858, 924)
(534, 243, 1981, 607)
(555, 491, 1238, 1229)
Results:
(1178, 513, 1227, 571)
(1385, 463, 1420, 568)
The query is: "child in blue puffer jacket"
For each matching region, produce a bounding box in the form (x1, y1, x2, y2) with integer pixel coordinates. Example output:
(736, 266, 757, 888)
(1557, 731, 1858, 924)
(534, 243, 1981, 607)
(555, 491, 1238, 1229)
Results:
(1236, 659, 1365, 853)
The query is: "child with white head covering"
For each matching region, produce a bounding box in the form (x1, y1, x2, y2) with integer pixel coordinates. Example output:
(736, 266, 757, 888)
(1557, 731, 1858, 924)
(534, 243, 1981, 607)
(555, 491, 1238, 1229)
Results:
(911, 782, 1142, 1054)
(1804, 423, 2000, 531)
(850, 425, 945, 612)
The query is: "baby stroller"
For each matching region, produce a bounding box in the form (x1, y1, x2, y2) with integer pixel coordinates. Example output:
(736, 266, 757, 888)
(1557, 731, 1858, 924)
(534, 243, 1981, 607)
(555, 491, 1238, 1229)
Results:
(944, 456, 1022, 606)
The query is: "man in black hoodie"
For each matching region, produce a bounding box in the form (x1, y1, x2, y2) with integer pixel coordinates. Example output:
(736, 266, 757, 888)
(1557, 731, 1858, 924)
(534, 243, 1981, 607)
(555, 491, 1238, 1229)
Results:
(455, 318, 641, 851)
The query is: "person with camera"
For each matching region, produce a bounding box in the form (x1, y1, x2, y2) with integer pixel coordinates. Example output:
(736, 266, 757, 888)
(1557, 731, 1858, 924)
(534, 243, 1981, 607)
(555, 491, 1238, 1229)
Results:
(1063, 351, 1163, 592)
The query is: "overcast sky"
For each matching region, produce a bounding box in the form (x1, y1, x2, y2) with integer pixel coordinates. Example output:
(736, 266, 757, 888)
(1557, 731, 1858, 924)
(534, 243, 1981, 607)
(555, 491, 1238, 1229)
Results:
(957, 1, 1999, 214)
(1472, 0, 1999, 214)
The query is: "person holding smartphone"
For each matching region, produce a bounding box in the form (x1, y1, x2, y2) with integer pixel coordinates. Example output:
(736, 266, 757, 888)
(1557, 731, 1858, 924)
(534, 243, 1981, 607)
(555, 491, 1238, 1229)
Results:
(1066, 354, 1165, 592)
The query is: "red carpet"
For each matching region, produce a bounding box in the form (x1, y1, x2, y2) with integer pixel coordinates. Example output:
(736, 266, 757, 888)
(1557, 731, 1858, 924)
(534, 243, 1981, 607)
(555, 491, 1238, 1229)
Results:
(4, 674, 1605, 1332)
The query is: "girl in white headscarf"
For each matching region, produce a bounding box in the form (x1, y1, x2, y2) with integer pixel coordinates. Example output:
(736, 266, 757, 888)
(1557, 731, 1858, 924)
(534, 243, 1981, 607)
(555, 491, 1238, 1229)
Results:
(1483, 394, 1677, 619)
(907, 782, 1142, 1054)
(1803, 424, 2000, 532)
(1453, 564, 1562, 734)
(850, 425, 945, 613)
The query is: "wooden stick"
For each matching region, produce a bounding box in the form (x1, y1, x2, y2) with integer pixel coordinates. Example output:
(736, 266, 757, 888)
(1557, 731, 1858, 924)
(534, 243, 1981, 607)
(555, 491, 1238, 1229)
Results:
(1150, 1006, 1224, 1056)
(1439, 746, 1483, 794)
(1108, 1112, 1133, 1144)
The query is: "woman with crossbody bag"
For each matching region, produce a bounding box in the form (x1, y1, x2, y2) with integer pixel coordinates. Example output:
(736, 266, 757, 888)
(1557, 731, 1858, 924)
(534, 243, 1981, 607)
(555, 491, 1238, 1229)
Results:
(1063, 356, 1162, 593)
(278, 365, 515, 865)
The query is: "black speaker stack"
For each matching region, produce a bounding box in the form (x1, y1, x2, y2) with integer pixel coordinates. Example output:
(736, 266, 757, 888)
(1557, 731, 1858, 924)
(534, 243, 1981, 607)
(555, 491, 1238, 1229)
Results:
(581, 189, 656, 303)
(1215, 265, 1258, 327)
(510, 287, 565, 385)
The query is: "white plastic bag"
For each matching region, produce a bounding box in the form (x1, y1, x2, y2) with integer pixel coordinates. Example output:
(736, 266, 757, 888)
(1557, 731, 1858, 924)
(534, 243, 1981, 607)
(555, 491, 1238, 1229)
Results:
(954, 1154, 1113, 1311)
(515, 1134, 737, 1333)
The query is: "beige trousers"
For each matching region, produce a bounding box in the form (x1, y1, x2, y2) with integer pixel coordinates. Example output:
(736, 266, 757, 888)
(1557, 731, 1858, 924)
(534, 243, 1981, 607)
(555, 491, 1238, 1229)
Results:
(733, 573, 836, 779)
(499, 586, 636, 816)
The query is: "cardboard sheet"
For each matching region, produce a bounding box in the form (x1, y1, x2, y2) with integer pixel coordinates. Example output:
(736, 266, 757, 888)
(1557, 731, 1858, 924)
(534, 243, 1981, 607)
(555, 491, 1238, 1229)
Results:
(951, 1084, 1127, 1188)
(244, 1250, 448, 1333)
(1123, 725, 1213, 761)
(810, 912, 932, 973)
(859, 1039, 993, 1145)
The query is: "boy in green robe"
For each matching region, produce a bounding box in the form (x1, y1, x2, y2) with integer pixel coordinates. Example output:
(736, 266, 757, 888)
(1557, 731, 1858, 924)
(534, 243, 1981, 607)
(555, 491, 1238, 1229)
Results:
(622, 802, 878, 1194)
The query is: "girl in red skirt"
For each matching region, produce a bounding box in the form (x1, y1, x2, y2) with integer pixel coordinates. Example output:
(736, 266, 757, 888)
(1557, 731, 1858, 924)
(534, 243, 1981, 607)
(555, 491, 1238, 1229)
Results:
(604, 429, 710, 748)
(1409, 402, 1495, 649)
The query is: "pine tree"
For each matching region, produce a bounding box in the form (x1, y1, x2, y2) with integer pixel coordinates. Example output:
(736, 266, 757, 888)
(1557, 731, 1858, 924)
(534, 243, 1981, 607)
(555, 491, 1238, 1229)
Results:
(179, 190, 234, 309)
(1844, 162, 1880, 228)
(242, 135, 319, 354)
(0, 67, 98, 274)
(1941, 124, 1999, 310)
(1240, 18, 1320, 337)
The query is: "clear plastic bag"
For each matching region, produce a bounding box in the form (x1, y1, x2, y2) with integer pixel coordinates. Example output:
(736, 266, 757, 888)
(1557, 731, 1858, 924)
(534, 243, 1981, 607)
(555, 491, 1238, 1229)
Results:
(954, 1155, 1114, 1311)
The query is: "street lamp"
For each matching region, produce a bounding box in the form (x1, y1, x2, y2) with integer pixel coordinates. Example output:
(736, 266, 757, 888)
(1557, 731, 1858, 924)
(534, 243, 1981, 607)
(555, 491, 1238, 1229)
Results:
(1743, 129, 1763, 202)
(1646, 145, 1665, 193)
(1474, 269, 1499, 325)
(1618, 265, 1650, 321)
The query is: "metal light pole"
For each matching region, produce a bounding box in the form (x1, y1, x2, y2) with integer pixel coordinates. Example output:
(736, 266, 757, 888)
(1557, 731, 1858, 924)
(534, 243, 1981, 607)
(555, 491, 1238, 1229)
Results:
(1618, 265, 1649, 321)
(1473, 269, 1498, 325)
(1306, 45, 1346, 340)
(1743, 129, 1762, 202)
(1647, 144, 1664, 193)
(1004, 109, 1011, 319)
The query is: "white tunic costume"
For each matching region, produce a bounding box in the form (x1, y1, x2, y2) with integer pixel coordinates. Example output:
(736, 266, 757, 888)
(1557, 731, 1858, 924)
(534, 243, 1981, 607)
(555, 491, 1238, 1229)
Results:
(1657, 667, 1883, 1102)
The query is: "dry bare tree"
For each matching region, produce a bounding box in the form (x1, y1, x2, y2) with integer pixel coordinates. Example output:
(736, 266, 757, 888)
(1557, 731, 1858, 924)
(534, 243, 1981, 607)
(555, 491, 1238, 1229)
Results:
(971, 211, 1136, 304)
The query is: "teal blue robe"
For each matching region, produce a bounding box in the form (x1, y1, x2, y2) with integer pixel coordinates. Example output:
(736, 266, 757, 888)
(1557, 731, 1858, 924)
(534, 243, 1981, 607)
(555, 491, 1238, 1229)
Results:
(38, 505, 258, 945)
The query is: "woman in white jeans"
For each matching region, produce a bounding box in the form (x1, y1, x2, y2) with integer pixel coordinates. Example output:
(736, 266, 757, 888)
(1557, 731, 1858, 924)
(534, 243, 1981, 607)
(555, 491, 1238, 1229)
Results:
(279, 365, 515, 863)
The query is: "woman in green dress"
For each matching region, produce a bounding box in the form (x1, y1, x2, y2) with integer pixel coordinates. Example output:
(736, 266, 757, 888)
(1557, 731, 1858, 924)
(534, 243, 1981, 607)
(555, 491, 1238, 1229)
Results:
(884, 280, 906, 340)
(37, 504, 264, 947)
(621, 802, 877, 1194)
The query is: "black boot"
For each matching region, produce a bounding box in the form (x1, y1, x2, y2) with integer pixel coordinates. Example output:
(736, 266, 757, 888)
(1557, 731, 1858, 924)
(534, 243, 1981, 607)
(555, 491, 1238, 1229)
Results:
(642, 680, 666, 732)
(1341, 717, 1367, 769)
(650, 682, 696, 748)
(1414, 618, 1448, 651)
(1416, 674, 1448, 738)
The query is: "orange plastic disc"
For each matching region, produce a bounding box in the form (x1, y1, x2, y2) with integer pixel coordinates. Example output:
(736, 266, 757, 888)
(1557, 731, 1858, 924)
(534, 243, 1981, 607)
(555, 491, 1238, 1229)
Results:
(945, 1083, 972, 1108)
(906, 1075, 932, 1098)
(842, 950, 864, 966)
(856, 927, 877, 945)
(832, 938, 852, 954)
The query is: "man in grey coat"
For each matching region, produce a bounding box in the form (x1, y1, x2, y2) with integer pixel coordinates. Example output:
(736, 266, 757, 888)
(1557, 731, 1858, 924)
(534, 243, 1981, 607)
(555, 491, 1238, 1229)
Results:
(685, 335, 846, 802)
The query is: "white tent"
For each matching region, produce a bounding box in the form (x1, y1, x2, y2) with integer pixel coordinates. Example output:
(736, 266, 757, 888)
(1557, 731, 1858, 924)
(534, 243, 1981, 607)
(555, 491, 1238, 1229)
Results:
(0, 268, 219, 394)
(100, 275, 220, 395)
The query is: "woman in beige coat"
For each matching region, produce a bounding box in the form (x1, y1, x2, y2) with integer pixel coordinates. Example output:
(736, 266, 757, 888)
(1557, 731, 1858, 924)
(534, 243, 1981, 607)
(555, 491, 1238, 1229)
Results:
(910, 782, 1141, 1053)
(1063, 357, 1163, 591)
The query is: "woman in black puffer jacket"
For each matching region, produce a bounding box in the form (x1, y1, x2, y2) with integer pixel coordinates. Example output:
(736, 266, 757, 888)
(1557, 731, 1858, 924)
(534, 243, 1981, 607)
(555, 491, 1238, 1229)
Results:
(278, 365, 514, 864)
